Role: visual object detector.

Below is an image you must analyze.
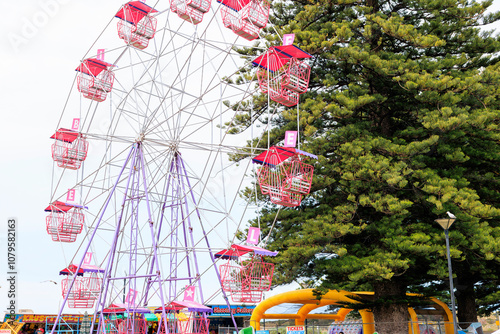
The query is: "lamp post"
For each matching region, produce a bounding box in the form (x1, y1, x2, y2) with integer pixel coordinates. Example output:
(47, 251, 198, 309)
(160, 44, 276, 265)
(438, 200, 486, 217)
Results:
(435, 216, 458, 334)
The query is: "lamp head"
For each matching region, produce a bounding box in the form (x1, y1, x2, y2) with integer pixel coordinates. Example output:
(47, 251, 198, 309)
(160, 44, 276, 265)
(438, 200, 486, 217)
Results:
(434, 218, 456, 230)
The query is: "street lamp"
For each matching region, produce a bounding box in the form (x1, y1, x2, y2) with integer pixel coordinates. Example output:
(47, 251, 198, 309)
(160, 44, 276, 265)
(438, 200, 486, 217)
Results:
(435, 215, 458, 334)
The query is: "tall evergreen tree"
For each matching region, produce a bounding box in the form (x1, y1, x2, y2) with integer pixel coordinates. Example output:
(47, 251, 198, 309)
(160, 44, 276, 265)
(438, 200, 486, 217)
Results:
(229, 0, 500, 333)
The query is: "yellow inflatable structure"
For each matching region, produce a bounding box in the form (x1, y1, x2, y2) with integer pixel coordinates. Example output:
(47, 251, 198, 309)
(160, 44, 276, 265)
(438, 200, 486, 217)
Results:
(249, 289, 454, 334)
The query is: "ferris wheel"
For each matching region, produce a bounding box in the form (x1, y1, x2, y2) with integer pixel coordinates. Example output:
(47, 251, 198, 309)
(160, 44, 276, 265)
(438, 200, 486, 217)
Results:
(45, 1, 315, 334)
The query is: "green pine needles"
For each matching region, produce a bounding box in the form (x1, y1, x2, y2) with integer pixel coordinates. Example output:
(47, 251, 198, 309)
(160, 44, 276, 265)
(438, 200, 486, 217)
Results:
(229, 1, 500, 333)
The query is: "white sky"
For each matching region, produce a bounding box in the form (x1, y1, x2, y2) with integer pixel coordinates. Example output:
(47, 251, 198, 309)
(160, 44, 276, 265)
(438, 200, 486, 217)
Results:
(0, 0, 499, 320)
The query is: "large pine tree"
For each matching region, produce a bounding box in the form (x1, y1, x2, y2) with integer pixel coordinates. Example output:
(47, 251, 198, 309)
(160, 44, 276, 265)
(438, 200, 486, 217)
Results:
(229, 0, 500, 333)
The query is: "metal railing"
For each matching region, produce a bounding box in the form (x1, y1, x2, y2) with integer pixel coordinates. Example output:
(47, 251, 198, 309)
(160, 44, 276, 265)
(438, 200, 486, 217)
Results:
(226, 321, 485, 334)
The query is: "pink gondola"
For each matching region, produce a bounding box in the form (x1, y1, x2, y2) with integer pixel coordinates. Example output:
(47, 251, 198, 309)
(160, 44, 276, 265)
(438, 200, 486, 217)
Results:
(45, 201, 84, 243)
(76, 58, 115, 102)
(216, 244, 277, 303)
(268, 187, 302, 207)
(267, 87, 299, 108)
(252, 146, 316, 207)
(51, 128, 89, 170)
(253, 45, 312, 107)
(219, 0, 270, 41)
(282, 155, 315, 195)
(171, 0, 211, 25)
(116, 1, 158, 49)
(219, 259, 273, 303)
(60, 264, 104, 308)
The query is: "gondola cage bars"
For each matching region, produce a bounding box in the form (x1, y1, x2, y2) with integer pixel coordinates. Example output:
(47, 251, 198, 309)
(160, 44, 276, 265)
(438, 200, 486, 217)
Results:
(116, 1, 158, 49)
(252, 146, 317, 207)
(60, 263, 104, 309)
(170, 0, 212, 25)
(218, 0, 270, 41)
(216, 244, 278, 303)
(253, 45, 312, 107)
(45, 201, 86, 243)
(50, 128, 89, 170)
(76, 58, 115, 102)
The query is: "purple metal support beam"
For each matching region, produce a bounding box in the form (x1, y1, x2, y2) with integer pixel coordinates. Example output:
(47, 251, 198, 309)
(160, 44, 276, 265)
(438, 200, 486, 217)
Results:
(176, 154, 201, 297)
(179, 154, 240, 331)
(170, 158, 181, 300)
(139, 144, 169, 334)
(52, 144, 237, 334)
(94, 144, 139, 334)
(50, 145, 137, 334)
(123, 146, 140, 332)
(143, 157, 175, 306)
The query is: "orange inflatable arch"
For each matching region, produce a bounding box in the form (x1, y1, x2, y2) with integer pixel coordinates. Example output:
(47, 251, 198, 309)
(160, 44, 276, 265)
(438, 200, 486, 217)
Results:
(249, 289, 454, 334)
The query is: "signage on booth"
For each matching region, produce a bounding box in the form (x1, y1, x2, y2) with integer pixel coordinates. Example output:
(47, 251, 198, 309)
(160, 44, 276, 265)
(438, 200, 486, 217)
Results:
(286, 326, 305, 334)
(210, 305, 256, 316)
(4, 314, 85, 323)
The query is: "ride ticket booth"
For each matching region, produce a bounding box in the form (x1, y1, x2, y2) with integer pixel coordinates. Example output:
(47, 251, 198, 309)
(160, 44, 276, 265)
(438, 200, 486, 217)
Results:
(208, 305, 256, 334)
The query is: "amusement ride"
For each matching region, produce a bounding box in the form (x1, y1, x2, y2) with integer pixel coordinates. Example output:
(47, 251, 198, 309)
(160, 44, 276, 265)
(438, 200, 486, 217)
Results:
(45, 1, 314, 334)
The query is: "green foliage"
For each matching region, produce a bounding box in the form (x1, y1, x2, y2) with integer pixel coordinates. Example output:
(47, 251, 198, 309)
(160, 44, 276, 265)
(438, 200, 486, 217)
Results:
(229, 0, 500, 325)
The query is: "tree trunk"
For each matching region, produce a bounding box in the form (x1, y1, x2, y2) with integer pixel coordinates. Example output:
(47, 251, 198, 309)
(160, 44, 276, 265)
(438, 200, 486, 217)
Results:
(372, 280, 408, 334)
(455, 265, 478, 328)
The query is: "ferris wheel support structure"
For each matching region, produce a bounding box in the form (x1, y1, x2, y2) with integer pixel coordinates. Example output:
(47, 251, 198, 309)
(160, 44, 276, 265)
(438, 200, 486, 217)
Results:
(50, 142, 240, 334)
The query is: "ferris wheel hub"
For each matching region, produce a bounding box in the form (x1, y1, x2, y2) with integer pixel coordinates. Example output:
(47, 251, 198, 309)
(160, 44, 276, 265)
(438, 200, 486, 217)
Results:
(136, 133, 145, 143)
(168, 140, 180, 154)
